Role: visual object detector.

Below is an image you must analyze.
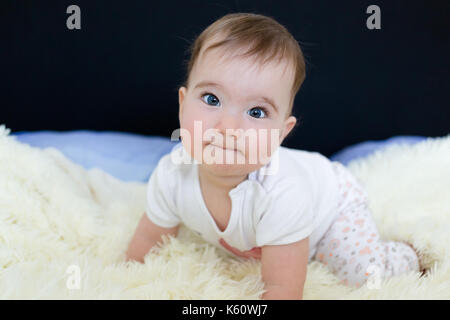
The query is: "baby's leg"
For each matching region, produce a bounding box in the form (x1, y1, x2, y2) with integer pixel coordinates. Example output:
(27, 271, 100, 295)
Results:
(313, 162, 420, 288)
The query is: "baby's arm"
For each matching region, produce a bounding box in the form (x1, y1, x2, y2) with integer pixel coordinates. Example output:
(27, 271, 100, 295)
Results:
(125, 212, 179, 263)
(260, 237, 309, 300)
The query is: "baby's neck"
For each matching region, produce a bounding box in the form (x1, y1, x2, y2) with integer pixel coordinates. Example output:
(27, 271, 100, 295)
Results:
(198, 166, 248, 195)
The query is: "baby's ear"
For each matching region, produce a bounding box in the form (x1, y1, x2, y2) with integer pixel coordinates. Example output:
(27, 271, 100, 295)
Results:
(178, 87, 187, 121)
(280, 116, 297, 143)
(178, 86, 186, 107)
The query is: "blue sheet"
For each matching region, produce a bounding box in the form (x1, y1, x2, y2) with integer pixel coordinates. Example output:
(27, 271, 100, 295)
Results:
(11, 130, 427, 182)
(12, 130, 178, 182)
(329, 135, 427, 165)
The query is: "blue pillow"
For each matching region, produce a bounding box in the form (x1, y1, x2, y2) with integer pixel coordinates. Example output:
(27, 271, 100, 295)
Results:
(329, 135, 427, 165)
(12, 130, 427, 182)
(12, 130, 178, 182)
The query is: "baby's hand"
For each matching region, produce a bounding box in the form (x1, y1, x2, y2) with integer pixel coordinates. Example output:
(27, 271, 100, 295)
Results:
(219, 238, 262, 260)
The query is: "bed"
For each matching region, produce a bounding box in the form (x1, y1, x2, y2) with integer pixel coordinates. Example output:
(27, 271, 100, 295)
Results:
(11, 130, 427, 182)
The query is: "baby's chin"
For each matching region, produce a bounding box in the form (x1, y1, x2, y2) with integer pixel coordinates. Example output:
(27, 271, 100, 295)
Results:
(200, 162, 259, 177)
(198, 156, 267, 178)
(188, 143, 271, 176)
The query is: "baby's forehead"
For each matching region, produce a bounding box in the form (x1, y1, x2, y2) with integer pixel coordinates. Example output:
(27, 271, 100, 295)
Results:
(197, 46, 293, 81)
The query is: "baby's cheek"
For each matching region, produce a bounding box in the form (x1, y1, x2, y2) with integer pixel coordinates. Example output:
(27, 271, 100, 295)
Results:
(179, 119, 209, 160)
(248, 129, 279, 164)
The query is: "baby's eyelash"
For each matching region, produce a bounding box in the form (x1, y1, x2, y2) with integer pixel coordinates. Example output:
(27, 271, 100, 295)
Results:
(200, 91, 270, 117)
(200, 91, 219, 103)
(200, 91, 215, 98)
(255, 106, 270, 116)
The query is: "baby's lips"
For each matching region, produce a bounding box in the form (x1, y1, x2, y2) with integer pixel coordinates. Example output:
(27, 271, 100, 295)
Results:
(204, 133, 244, 152)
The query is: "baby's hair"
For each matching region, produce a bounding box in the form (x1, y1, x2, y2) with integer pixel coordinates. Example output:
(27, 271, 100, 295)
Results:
(180, 12, 306, 119)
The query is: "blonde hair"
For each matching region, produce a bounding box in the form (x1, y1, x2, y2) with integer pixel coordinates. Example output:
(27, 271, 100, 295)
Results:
(181, 12, 306, 118)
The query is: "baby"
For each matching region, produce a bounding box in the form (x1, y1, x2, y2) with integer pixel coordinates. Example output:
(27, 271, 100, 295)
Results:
(125, 12, 422, 299)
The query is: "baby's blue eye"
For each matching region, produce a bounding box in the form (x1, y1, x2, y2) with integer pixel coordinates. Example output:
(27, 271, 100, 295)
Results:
(201, 93, 221, 107)
(248, 107, 267, 119)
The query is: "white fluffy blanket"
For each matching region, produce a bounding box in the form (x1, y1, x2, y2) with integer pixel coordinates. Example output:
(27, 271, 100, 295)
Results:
(0, 124, 449, 299)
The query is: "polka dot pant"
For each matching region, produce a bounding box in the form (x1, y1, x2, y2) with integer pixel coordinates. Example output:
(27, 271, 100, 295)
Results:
(313, 161, 420, 288)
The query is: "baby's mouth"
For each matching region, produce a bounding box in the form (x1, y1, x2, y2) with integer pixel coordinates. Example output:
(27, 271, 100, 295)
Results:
(210, 142, 238, 152)
(206, 135, 241, 152)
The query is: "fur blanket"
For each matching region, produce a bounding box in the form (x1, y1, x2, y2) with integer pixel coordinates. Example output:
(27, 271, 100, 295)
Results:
(0, 125, 449, 299)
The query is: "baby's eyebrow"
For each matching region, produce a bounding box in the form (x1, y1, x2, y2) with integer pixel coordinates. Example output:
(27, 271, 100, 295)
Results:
(194, 81, 222, 91)
(193, 80, 279, 114)
(258, 96, 279, 114)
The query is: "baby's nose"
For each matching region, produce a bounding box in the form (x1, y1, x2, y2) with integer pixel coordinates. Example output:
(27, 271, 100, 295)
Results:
(215, 114, 243, 137)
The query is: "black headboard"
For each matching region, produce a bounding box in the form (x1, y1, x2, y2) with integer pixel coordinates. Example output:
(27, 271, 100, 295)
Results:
(2, 0, 449, 157)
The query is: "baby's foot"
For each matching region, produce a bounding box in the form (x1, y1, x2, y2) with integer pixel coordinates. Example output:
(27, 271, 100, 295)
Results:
(404, 241, 427, 277)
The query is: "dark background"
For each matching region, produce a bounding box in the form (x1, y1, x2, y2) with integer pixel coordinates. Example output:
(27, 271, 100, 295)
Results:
(1, 0, 449, 157)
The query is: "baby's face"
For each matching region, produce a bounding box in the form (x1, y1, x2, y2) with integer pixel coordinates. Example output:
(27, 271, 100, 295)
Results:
(178, 44, 297, 176)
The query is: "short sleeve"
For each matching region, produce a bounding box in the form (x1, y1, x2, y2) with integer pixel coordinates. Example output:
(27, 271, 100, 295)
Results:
(255, 180, 314, 247)
(145, 155, 180, 228)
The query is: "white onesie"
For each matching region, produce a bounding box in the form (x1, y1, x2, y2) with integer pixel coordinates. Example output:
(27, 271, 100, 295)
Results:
(145, 142, 341, 262)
